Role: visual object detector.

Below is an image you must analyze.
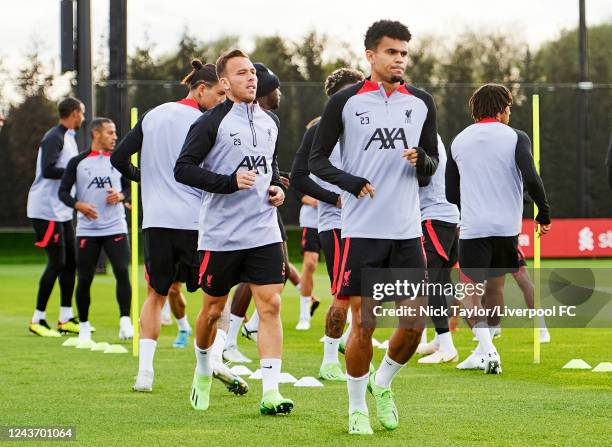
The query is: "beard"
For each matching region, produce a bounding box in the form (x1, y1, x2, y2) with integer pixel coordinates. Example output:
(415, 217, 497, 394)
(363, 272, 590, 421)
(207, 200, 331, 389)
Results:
(389, 74, 403, 83)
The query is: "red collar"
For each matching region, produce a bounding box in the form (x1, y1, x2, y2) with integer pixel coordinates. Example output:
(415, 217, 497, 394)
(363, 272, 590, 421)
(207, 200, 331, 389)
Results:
(88, 150, 111, 157)
(476, 118, 499, 123)
(177, 98, 200, 110)
(357, 79, 412, 97)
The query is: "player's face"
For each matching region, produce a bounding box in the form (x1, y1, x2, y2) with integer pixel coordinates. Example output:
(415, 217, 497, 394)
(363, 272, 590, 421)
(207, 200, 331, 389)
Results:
(196, 83, 226, 110)
(263, 88, 282, 110)
(221, 57, 257, 103)
(96, 122, 117, 151)
(72, 104, 86, 130)
(366, 36, 409, 84)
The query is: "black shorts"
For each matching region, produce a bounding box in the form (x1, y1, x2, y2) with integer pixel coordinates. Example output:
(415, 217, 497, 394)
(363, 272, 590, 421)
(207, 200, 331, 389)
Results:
(422, 220, 458, 269)
(301, 227, 321, 254)
(32, 219, 74, 248)
(198, 242, 285, 297)
(337, 237, 427, 297)
(277, 212, 287, 242)
(319, 228, 342, 294)
(517, 246, 527, 267)
(143, 228, 199, 296)
(459, 236, 520, 283)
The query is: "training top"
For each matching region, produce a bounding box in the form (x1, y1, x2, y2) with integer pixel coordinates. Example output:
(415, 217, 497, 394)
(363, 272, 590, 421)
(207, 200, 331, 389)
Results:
(446, 119, 551, 239)
(111, 98, 203, 230)
(309, 79, 439, 239)
(58, 150, 128, 237)
(27, 124, 79, 222)
(419, 135, 460, 224)
(174, 99, 284, 251)
(299, 203, 318, 229)
(291, 122, 341, 232)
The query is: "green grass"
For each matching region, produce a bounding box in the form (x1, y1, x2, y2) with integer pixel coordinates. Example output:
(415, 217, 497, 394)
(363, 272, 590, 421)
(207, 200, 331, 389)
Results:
(0, 261, 611, 447)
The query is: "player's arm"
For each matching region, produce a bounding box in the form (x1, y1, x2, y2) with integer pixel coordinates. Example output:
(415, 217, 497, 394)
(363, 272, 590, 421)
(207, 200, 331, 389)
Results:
(40, 130, 66, 179)
(606, 131, 612, 190)
(514, 129, 551, 226)
(174, 112, 240, 194)
(58, 153, 98, 220)
(291, 124, 340, 206)
(110, 116, 144, 182)
(268, 130, 285, 207)
(309, 92, 370, 197)
(445, 149, 460, 207)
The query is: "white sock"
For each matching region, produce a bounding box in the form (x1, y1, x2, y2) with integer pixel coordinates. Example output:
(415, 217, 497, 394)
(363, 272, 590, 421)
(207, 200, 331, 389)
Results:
(260, 358, 281, 394)
(245, 310, 259, 332)
(347, 373, 369, 414)
(473, 324, 495, 353)
(420, 328, 427, 344)
(119, 316, 132, 330)
(59, 306, 73, 323)
(161, 300, 170, 319)
(299, 296, 311, 321)
(32, 310, 46, 323)
(194, 342, 213, 376)
(538, 315, 547, 330)
(489, 324, 500, 338)
(139, 339, 157, 373)
(226, 314, 244, 348)
(375, 353, 404, 388)
(322, 336, 340, 365)
(211, 329, 227, 363)
(437, 331, 455, 352)
(176, 316, 191, 332)
(79, 321, 91, 341)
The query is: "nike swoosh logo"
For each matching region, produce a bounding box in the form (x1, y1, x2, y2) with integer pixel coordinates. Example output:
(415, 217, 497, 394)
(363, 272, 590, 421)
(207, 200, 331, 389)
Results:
(355, 111, 369, 116)
(262, 365, 273, 369)
(230, 132, 239, 137)
(114, 236, 124, 242)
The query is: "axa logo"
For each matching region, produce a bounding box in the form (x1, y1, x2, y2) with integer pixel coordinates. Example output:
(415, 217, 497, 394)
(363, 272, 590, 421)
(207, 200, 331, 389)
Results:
(234, 155, 268, 174)
(363, 128, 408, 150)
(87, 176, 112, 189)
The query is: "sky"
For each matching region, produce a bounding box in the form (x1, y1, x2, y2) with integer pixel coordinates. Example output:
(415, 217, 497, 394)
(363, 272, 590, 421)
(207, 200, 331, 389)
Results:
(1, 0, 610, 104)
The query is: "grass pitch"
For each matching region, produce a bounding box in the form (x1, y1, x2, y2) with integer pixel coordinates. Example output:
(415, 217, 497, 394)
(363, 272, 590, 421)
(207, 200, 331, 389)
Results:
(0, 260, 610, 446)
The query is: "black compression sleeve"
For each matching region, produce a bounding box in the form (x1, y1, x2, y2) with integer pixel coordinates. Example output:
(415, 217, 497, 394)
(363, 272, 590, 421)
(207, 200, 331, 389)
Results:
(111, 117, 144, 182)
(120, 175, 131, 203)
(408, 86, 439, 178)
(266, 111, 284, 190)
(309, 86, 369, 197)
(445, 149, 460, 207)
(514, 129, 550, 225)
(58, 154, 82, 208)
(606, 131, 612, 190)
(174, 109, 238, 194)
(41, 130, 66, 179)
(290, 124, 339, 205)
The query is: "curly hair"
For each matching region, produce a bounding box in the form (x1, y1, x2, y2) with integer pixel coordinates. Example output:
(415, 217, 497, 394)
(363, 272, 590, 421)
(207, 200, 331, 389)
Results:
(364, 20, 412, 50)
(324, 68, 365, 97)
(469, 83, 513, 121)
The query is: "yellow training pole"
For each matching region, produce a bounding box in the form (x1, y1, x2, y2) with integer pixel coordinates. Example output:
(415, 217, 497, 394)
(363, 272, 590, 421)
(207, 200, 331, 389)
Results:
(130, 107, 140, 357)
(532, 95, 541, 364)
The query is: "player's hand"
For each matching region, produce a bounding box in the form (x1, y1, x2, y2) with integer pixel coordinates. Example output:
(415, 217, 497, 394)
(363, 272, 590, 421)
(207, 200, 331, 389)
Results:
(302, 195, 317, 208)
(124, 202, 132, 211)
(535, 221, 551, 236)
(106, 188, 124, 205)
(335, 195, 342, 209)
(403, 148, 419, 166)
(280, 175, 290, 189)
(358, 183, 375, 199)
(268, 185, 285, 207)
(236, 170, 257, 189)
(75, 202, 98, 220)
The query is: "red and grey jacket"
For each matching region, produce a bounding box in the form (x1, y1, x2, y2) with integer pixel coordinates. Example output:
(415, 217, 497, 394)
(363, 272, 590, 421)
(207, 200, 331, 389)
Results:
(309, 79, 438, 240)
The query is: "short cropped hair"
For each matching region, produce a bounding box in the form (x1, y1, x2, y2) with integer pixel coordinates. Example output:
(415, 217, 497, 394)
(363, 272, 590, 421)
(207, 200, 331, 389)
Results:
(469, 84, 513, 121)
(215, 49, 250, 77)
(58, 97, 83, 118)
(89, 117, 113, 137)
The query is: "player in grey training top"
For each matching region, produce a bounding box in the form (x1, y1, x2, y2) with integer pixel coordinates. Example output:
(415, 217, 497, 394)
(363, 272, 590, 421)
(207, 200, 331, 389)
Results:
(58, 118, 133, 343)
(446, 83, 551, 374)
(175, 49, 293, 416)
(309, 20, 438, 435)
(26, 97, 85, 338)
